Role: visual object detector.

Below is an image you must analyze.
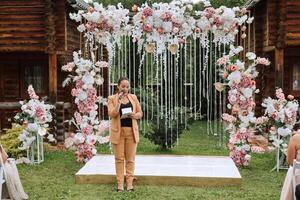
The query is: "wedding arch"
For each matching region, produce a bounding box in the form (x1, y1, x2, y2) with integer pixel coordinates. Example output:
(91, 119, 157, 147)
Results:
(62, 0, 272, 167)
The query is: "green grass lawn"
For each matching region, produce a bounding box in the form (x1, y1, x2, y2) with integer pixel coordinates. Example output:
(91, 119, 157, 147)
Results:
(18, 121, 286, 200)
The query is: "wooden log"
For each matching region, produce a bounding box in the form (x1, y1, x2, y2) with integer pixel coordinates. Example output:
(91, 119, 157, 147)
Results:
(275, 48, 284, 88)
(49, 53, 57, 104)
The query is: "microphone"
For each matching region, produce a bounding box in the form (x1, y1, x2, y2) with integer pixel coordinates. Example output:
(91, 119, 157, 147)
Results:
(118, 91, 124, 100)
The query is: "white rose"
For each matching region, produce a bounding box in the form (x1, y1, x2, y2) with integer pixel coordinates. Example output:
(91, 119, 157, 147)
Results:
(242, 88, 253, 98)
(246, 52, 256, 60)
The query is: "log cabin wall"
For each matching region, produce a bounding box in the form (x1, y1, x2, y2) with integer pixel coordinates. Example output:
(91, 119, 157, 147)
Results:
(246, 0, 300, 115)
(0, 0, 91, 140)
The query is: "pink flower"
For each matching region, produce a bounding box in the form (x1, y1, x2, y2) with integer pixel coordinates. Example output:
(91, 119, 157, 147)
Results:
(74, 112, 82, 124)
(85, 21, 97, 32)
(62, 62, 75, 72)
(76, 80, 84, 89)
(27, 85, 39, 100)
(95, 61, 108, 68)
(288, 95, 294, 100)
(82, 125, 94, 136)
(272, 112, 278, 119)
(142, 7, 153, 17)
(35, 106, 45, 122)
(143, 24, 153, 33)
(217, 55, 229, 65)
(240, 76, 252, 88)
(229, 65, 237, 71)
(204, 7, 216, 18)
(173, 27, 180, 33)
(194, 27, 201, 33)
(88, 7, 96, 13)
(222, 113, 237, 123)
(157, 27, 164, 34)
(160, 12, 172, 21)
(256, 57, 270, 66)
(71, 88, 78, 97)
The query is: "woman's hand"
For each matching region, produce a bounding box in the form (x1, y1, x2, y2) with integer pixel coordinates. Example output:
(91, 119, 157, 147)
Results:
(129, 113, 138, 119)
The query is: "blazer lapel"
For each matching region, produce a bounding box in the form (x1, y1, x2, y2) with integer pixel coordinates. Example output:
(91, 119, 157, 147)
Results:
(128, 94, 136, 112)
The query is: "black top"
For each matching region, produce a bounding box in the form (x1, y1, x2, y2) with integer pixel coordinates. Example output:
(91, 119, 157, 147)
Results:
(120, 101, 133, 127)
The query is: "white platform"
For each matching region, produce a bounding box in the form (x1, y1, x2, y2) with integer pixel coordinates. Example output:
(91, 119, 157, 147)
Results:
(75, 155, 242, 186)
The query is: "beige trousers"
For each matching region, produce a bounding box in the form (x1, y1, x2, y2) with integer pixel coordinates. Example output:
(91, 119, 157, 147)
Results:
(113, 127, 137, 189)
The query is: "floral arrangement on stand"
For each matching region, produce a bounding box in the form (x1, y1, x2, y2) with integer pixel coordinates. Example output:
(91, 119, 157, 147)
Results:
(262, 88, 299, 170)
(15, 85, 55, 164)
(62, 51, 110, 163)
(69, 2, 130, 65)
(215, 46, 270, 166)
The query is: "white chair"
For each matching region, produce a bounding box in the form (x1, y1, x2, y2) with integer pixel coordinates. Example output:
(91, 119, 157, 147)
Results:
(292, 159, 300, 200)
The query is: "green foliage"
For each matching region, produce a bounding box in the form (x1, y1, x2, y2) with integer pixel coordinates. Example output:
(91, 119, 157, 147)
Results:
(135, 88, 194, 149)
(0, 124, 25, 158)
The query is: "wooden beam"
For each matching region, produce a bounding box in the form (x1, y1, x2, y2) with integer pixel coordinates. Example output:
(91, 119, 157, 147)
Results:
(263, 46, 275, 52)
(275, 48, 284, 88)
(49, 53, 57, 104)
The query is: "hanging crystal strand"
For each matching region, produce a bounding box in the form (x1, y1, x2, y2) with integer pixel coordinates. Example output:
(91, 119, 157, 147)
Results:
(222, 43, 227, 146)
(125, 36, 128, 78)
(205, 34, 210, 135)
(128, 36, 131, 89)
(168, 48, 171, 147)
(180, 45, 183, 124)
(164, 51, 168, 148)
(160, 53, 163, 130)
(156, 52, 160, 127)
(145, 51, 148, 127)
(213, 42, 218, 137)
(184, 42, 187, 129)
(217, 42, 222, 147)
(133, 41, 136, 95)
(118, 41, 121, 80)
(121, 36, 124, 77)
(193, 38, 197, 120)
(175, 49, 179, 146)
(170, 48, 173, 148)
(150, 52, 154, 120)
(189, 39, 192, 123)
(199, 38, 202, 119)
(100, 45, 104, 119)
(203, 35, 210, 135)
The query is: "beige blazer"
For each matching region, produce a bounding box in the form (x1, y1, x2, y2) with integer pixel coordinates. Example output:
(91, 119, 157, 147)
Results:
(107, 93, 143, 144)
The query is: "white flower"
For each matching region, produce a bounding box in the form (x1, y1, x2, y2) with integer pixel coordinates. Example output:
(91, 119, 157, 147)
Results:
(246, 52, 256, 60)
(82, 73, 95, 85)
(38, 126, 47, 136)
(77, 90, 87, 101)
(47, 134, 56, 142)
(242, 88, 253, 98)
(92, 148, 97, 155)
(26, 123, 39, 132)
(246, 17, 254, 24)
(77, 24, 86, 33)
(229, 45, 243, 56)
(74, 133, 85, 144)
(278, 127, 291, 137)
(83, 11, 100, 23)
(227, 71, 241, 85)
(245, 154, 251, 161)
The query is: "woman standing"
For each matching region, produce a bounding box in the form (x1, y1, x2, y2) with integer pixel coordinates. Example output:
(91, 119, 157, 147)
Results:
(107, 77, 143, 192)
(280, 132, 300, 200)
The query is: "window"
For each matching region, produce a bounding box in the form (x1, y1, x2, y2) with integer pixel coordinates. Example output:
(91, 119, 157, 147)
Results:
(24, 64, 47, 95)
(293, 63, 300, 91)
